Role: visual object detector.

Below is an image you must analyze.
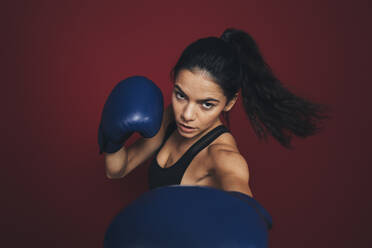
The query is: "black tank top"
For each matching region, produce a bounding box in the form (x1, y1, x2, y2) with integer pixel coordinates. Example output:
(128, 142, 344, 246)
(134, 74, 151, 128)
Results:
(148, 121, 230, 190)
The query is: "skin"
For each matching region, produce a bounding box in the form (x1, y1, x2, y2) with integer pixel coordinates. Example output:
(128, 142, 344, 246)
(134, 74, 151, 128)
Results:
(156, 69, 253, 197)
(105, 69, 254, 197)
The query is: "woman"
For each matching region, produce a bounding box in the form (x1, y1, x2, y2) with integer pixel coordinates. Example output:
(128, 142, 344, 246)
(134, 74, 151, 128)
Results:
(103, 28, 328, 197)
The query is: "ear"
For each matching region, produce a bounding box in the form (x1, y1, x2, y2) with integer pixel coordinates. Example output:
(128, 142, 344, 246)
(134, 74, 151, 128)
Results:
(223, 93, 238, 112)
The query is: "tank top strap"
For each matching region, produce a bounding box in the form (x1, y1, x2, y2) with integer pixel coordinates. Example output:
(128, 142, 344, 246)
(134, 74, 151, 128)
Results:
(179, 125, 230, 167)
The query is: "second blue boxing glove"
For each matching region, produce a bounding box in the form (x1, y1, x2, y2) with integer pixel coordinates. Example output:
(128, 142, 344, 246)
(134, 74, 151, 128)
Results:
(98, 76, 164, 154)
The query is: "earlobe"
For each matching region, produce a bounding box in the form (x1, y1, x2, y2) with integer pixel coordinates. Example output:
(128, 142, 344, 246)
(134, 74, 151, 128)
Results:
(223, 94, 238, 112)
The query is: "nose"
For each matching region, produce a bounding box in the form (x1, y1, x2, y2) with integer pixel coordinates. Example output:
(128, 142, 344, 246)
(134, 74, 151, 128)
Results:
(181, 103, 196, 122)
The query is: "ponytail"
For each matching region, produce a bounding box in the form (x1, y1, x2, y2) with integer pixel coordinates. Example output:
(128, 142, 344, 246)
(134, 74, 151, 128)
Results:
(221, 28, 330, 149)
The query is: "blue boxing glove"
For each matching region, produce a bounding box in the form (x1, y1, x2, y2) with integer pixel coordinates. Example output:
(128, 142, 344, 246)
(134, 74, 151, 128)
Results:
(98, 76, 163, 154)
(227, 191, 272, 230)
(104, 186, 272, 248)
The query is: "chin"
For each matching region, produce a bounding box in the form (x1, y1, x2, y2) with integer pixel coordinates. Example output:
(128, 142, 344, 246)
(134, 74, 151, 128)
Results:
(177, 128, 197, 138)
(176, 124, 200, 139)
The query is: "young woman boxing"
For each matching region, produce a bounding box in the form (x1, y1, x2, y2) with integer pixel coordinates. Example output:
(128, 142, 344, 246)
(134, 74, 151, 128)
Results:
(98, 28, 328, 198)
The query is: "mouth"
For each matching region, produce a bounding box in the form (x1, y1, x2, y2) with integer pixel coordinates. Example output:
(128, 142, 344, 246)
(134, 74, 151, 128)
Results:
(177, 122, 196, 133)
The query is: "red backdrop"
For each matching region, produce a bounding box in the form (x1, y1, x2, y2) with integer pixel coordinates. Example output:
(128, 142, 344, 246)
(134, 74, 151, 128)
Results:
(2, 0, 371, 247)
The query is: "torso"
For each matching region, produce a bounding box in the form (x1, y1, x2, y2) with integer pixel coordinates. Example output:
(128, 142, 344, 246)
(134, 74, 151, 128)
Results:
(155, 125, 239, 188)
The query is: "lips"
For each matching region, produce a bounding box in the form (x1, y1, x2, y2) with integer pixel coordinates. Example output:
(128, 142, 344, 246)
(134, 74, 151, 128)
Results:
(179, 123, 194, 129)
(177, 122, 196, 133)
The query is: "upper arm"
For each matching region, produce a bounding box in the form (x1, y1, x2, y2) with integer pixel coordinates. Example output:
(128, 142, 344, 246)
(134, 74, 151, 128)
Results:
(210, 147, 253, 197)
(122, 104, 174, 177)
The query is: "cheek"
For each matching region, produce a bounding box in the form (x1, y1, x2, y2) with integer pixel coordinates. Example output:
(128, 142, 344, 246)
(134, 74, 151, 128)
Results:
(199, 109, 222, 124)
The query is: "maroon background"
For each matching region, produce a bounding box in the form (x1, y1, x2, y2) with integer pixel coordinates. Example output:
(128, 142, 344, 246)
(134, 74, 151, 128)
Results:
(2, 0, 371, 247)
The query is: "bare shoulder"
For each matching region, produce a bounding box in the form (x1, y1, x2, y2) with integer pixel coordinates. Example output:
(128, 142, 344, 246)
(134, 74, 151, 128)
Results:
(206, 133, 252, 196)
(208, 143, 248, 171)
(207, 133, 248, 173)
(209, 130, 238, 152)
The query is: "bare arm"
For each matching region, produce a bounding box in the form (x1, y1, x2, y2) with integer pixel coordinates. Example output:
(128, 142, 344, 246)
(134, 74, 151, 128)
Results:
(210, 146, 253, 197)
(105, 104, 174, 179)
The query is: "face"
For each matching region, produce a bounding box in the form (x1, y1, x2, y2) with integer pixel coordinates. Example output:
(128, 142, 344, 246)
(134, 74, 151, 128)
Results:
(172, 69, 237, 139)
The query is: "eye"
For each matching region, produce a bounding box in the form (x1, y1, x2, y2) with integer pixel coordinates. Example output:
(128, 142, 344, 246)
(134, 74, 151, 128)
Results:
(202, 102, 215, 110)
(175, 91, 185, 100)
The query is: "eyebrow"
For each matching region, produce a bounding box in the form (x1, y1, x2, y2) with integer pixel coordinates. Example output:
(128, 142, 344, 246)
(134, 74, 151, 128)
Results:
(174, 85, 220, 103)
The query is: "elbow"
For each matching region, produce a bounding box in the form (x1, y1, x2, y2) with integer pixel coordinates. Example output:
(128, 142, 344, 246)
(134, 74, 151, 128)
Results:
(106, 172, 115, 179)
(105, 168, 126, 179)
(104, 153, 127, 180)
(106, 172, 123, 180)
